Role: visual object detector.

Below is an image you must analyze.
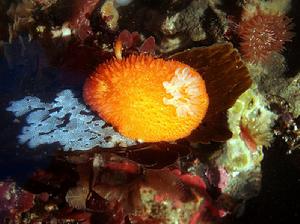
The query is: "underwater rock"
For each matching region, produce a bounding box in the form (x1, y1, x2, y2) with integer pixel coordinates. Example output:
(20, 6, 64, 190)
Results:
(279, 72, 300, 118)
(6, 89, 135, 150)
(242, 0, 292, 16)
(139, 186, 203, 224)
(161, 0, 225, 41)
(245, 52, 287, 86)
(269, 95, 300, 153)
(161, 0, 209, 41)
(6, 0, 36, 42)
(138, 170, 226, 223)
(34, 0, 58, 10)
(247, 55, 300, 118)
(160, 0, 226, 52)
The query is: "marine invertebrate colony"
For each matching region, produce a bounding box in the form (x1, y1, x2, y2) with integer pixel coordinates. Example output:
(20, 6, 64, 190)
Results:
(6, 90, 135, 150)
(83, 55, 209, 142)
(238, 10, 294, 62)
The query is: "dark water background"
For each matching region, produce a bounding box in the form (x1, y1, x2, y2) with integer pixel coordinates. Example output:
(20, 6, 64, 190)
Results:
(0, 0, 300, 223)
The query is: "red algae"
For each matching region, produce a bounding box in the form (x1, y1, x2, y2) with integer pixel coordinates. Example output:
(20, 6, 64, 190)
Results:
(68, 0, 99, 40)
(139, 36, 156, 54)
(238, 11, 294, 62)
(116, 29, 156, 56)
(0, 181, 35, 221)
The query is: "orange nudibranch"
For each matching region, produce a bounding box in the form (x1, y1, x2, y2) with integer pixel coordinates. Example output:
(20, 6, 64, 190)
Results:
(114, 38, 123, 60)
(83, 43, 252, 144)
(83, 54, 209, 142)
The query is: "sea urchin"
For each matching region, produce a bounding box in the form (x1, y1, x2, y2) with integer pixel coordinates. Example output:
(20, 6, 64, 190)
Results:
(238, 11, 294, 62)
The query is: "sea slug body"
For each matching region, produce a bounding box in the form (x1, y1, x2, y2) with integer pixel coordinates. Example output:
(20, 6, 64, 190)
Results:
(83, 55, 209, 142)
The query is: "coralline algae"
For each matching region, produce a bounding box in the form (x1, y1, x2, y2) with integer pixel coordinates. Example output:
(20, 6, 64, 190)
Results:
(6, 90, 135, 150)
